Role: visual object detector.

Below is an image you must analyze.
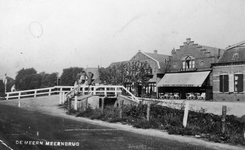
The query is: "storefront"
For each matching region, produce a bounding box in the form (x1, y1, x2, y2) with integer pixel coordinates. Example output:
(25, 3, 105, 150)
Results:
(157, 38, 224, 100)
(157, 71, 211, 99)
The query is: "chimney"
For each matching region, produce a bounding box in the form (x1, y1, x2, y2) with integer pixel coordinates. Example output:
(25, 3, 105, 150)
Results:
(154, 50, 158, 54)
(218, 49, 221, 59)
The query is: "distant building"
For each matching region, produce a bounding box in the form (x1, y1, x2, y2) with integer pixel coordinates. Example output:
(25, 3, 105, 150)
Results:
(212, 41, 245, 102)
(84, 67, 101, 85)
(157, 38, 224, 100)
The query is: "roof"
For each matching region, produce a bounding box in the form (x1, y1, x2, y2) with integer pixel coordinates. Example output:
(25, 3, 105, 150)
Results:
(199, 45, 225, 57)
(157, 71, 210, 87)
(144, 52, 170, 63)
(218, 41, 245, 63)
(84, 68, 99, 80)
(218, 47, 245, 63)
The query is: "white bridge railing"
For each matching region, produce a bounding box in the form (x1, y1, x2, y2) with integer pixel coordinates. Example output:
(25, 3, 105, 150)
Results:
(5, 85, 139, 103)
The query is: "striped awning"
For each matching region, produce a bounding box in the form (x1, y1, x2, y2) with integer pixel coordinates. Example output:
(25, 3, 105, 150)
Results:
(157, 71, 210, 87)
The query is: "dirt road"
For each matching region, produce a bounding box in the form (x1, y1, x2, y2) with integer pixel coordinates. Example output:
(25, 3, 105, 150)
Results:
(0, 96, 244, 150)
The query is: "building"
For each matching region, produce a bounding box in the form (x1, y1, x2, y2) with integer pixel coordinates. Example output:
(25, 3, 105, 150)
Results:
(84, 67, 101, 85)
(108, 50, 170, 97)
(212, 41, 245, 102)
(157, 38, 224, 100)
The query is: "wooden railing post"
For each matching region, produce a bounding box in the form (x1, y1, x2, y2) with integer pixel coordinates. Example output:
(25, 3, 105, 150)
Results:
(62, 92, 65, 104)
(104, 88, 107, 97)
(60, 87, 62, 94)
(85, 98, 88, 111)
(222, 105, 227, 134)
(183, 102, 189, 128)
(6, 93, 9, 100)
(49, 88, 51, 96)
(119, 100, 124, 119)
(68, 97, 71, 115)
(18, 92, 21, 99)
(59, 92, 62, 104)
(74, 96, 78, 110)
(101, 98, 105, 112)
(114, 87, 117, 97)
(34, 90, 37, 97)
(147, 102, 151, 121)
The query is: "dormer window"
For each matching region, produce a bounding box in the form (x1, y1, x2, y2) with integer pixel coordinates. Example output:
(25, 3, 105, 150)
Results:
(182, 56, 195, 69)
(232, 53, 239, 61)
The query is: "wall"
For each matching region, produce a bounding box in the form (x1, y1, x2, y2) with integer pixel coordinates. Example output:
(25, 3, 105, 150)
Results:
(213, 65, 245, 102)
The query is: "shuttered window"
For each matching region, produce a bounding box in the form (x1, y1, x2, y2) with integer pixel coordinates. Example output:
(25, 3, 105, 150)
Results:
(234, 74, 243, 92)
(220, 75, 229, 92)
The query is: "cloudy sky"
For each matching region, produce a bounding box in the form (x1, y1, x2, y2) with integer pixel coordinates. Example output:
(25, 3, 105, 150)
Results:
(0, 0, 244, 78)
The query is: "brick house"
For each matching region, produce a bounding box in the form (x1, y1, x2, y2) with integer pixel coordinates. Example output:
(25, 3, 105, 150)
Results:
(212, 41, 245, 102)
(129, 50, 170, 96)
(109, 50, 170, 97)
(157, 38, 224, 100)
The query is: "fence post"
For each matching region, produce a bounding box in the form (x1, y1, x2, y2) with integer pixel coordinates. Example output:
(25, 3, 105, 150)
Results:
(84, 97, 88, 111)
(68, 97, 71, 115)
(101, 97, 105, 113)
(6, 93, 8, 100)
(74, 96, 78, 111)
(62, 92, 65, 104)
(222, 105, 227, 134)
(147, 102, 151, 121)
(104, 88, 107, 97)
(34, 90, 37, 97)
(183, 102, 189, 128)
(49, 88, 51, 96)
(119, 100, 124, 119)
(18, 92, 21, 99)
(59, 92, 62, 104)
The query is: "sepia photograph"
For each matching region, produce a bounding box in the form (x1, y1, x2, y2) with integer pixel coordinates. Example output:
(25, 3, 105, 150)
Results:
(0, 0, 244, 149)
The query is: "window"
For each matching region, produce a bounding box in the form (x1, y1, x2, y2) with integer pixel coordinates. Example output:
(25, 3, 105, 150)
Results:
(220, 75, 229, 92)
(146, 83, 156, 94)
(182, 56, 195, 69)
(234, 74, 243, 92)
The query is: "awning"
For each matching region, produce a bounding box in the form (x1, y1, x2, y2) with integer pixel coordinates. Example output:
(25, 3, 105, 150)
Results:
(157, 71, 210, 87)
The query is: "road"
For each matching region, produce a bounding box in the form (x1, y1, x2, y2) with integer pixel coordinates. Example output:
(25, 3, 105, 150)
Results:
(0, 96, 241, 150)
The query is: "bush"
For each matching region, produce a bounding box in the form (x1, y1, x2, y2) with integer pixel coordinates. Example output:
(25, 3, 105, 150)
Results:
(71, 102, 245, 146)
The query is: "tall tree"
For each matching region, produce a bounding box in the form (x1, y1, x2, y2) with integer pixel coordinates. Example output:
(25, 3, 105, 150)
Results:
(99, 61, 152, 96)
(40, 72, 58, 88)
(15, 68, 37, 90)
(60, 67, 84, 86)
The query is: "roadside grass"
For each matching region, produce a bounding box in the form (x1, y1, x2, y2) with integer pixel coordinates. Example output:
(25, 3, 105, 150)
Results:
(62, 103, 245, 146)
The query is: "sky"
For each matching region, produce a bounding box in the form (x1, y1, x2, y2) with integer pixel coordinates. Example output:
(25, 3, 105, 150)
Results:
(0, 0, 244, 78)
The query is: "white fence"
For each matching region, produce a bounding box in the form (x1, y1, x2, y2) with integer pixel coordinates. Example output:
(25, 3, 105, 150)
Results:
(5, 85, 139, 103)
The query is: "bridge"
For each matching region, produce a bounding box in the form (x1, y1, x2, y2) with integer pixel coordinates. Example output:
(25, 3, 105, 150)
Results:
(5, 85, 140, 104)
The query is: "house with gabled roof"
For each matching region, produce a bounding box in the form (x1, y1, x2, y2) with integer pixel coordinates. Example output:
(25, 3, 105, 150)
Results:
(157, 38, 224, 100)
(212, 41, 245, 102)
(108, 50, 170, 97)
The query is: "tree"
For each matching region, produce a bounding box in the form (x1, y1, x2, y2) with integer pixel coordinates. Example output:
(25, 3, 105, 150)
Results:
(15, 68, 37, 90)
(60, 67, 84, 86)
(98, 61, 152, 96)
(40, 72, 58, 88)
